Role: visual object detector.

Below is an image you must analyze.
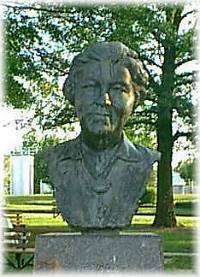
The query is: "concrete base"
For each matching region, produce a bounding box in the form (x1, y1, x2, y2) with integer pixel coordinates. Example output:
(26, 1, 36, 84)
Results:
(34, 232, 164, 272)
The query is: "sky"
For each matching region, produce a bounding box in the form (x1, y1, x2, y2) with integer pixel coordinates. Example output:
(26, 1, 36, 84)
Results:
(0, 107, 27, 154)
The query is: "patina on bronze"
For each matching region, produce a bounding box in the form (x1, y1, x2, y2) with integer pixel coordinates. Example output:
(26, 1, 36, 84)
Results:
(45, 42, 160, 229)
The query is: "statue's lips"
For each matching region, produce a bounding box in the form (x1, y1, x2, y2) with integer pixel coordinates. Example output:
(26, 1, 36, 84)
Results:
(86, 112, 110, 117)
(94, 113, 109, 116)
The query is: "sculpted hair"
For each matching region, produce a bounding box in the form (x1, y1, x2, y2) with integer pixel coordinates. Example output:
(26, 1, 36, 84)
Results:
(63, 41, 148, 106)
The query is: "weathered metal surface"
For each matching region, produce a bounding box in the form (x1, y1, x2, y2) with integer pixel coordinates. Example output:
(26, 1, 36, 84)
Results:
(45, 42, 160, 229)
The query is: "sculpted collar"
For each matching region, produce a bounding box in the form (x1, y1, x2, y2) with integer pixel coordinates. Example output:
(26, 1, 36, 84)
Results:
(60, 133, 160, 163)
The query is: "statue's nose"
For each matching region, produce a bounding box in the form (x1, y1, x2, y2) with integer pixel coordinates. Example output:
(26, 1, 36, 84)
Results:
(98, 84, 112, 106)
(94, 83, 112, 107)
(104, 92, 112, 106)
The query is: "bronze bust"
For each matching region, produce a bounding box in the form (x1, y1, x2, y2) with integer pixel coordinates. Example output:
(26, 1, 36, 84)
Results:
(45, 42, 160, 229)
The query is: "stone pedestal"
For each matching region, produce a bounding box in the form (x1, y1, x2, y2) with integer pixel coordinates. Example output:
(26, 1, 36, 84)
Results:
(34, 232, 164, 272)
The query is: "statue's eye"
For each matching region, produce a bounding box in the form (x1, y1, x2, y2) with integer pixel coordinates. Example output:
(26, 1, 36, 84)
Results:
(112, 84, 129, 94)
(112, 84, 121, 90)
(82, 81, 95, 89)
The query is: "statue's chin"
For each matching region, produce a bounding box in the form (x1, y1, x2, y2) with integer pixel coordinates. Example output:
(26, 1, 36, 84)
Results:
(80, 118, 123, 148)
(81, 123, 122, 150)
(83, 125, 117, 137)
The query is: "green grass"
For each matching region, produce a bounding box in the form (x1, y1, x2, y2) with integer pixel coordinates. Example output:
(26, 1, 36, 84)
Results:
(20, 214, 198, 230)
(174, 193, 198, 202)
(23, 214, 67, 226)
(5, 193, 198, 216)
(176, 216, 199, 228)
(155, 228, 196, 253)
(131, 215, 198, 228)
(164, 256, 196, 272)
(20, 214, 198, 254)
(6, 203, 197, 216)
(138, 206, 196, 216)
(6, 204, 54, 210)
(127, 218, 197, 254)
(5, 193, 198, 204)
(5, 194, 54, 205)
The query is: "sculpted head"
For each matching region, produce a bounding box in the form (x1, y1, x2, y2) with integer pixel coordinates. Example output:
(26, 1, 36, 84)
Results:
(63, 42, 148, 147)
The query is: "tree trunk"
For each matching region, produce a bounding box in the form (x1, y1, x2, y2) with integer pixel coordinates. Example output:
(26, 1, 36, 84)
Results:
(153, 46, 177, 227)
(153, 109, 177, 227)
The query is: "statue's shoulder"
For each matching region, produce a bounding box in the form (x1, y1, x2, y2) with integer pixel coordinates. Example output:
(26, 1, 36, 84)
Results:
(44, 136, 81, 163)
(118, 136, 161, 164)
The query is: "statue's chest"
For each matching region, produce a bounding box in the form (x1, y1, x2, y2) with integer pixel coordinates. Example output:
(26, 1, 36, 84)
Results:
(52, 158, 150, 228)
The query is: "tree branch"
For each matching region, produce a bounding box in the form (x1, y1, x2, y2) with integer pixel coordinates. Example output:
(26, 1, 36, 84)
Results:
(140, 54, 162, 68)
(180, 10, 195, 22)
(175, 56, 194, 68)
(31, 50, 70, 76)
(175, 78, 194, 88)
(175, 71, 195, 78)
(174, 71, 195, 86)
(140, 60, 160, 89)
(4, 3, 69, 15)
(173, 130, 191, 143)
(151, 30, 164, 46)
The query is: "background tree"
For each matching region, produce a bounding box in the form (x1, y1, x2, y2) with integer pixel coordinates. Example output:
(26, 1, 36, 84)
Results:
(3, 155, 12, 194)
(175, 158, 195, 187)
(4, 3, 196, 227)
(109, 4, 196, 226)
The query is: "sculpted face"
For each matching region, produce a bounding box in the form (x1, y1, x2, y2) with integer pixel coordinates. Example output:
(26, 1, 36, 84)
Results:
(74, 61, 136, 138)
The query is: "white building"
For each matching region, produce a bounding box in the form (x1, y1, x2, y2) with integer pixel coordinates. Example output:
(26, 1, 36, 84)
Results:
(40, 180, 53, 194)
(172, 171, 186, 194)
(11, 154, 34, 195)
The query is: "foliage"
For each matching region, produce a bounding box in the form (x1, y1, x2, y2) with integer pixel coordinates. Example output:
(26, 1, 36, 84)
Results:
(109, 4, 196, 135)
(3, 155, 12, 194)
(139, 187, 156, 205)
(175, 158, 195, 185)
(4, 4, 196, 136)
(125, 124, 156, 148)
(4, 4, 111, 129)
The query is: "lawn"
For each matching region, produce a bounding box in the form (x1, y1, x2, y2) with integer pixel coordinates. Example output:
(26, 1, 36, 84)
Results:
(3, 194, 198, 273)
(4, 223, 197, 273)
(174, 193, 198, 202)
(5, 193, 198, 216)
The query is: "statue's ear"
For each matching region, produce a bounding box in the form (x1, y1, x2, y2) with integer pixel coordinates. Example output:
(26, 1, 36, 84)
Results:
(131, 83, 140, 110)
